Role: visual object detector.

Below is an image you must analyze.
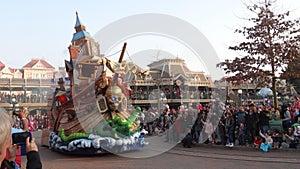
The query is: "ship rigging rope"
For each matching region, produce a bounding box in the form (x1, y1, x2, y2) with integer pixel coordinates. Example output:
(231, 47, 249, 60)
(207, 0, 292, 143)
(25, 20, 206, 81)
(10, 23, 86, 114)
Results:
(126, 50, 133, 62)
(105, 48, 133, 63)
(105, 50, 122, 58)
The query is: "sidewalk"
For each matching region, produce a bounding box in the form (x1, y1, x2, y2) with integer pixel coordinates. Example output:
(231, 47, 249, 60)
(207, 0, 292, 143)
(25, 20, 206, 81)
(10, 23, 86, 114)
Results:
(185, 141, 300, 153)
(193, 141, 299, 149)
(173, 142, 300, 164)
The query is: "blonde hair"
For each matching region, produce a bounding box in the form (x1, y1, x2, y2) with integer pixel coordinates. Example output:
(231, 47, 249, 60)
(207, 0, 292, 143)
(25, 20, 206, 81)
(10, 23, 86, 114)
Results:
(0, 108, 12, 146)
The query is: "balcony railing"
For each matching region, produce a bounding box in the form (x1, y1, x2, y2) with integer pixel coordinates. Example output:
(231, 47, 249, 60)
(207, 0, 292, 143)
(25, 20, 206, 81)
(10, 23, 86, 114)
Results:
(0, 78, 54, 88)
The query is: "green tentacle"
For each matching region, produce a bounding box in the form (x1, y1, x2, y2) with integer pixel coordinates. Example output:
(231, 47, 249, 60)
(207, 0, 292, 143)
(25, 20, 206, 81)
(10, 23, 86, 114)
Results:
(94, 106, 142, 138)
(59, 129, 89, 143)
(127, 107, 141, 123)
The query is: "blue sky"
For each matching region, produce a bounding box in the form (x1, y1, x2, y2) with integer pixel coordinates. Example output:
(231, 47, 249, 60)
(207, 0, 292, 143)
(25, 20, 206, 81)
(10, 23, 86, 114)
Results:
(0, 0, 300, 69)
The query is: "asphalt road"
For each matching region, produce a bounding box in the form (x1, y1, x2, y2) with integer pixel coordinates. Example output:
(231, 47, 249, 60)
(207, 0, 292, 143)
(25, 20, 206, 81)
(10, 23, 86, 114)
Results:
(21, 131, 300, 169)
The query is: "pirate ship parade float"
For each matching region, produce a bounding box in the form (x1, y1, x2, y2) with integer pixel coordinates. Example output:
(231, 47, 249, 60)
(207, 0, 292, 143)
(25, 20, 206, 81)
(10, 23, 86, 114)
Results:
(47, 13, 147, 154)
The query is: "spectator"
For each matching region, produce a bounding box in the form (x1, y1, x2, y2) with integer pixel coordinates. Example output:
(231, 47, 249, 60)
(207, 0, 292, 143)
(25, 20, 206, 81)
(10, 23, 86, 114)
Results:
(271, 129, 281, 149)
(202, 117, 213, 144)
(282, 106, 292, 130)
(293, 125, 300, 139)
(163, 107, 173, 131)
(236, 107, 246, 127)
(217, 114, 226, 145)
(238, 122, 246, 146)
(281, 127, 297, 149)
(245, 105, 258, 146)
(270, 107, 280, 120)
(291, 118, 300, 144)
(173, 113, 185, 142)
(258, 105, 270, 135)
(0, 108, 42, 169)
(225, 111, 235, 147)
(253, 136, 263, 148)
(192, 111, 204, 143)
(259, 130, 273, 152)
(6, 109, 29, 167)
(182, 129, 192, 148)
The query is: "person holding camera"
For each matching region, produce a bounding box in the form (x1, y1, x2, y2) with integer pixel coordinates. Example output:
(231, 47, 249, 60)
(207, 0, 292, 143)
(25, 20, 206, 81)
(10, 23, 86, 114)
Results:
(6, 108, 29, 167)
(0, 109, 42, 169)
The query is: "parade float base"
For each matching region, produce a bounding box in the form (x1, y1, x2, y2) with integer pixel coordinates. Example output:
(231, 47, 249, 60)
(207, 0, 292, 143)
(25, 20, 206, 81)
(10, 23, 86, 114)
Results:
(48, 130, 148, 155)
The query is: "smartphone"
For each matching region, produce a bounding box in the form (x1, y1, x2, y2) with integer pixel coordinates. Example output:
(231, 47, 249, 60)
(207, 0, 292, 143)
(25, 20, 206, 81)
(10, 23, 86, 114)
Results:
(12, 131, 32, 156)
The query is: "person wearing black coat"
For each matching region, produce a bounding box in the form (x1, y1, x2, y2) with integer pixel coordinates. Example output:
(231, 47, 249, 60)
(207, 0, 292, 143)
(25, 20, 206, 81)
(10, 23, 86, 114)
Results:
(225, 111, 235, 147)
(1, 150, 42, 169)
(245, 105, 259, 146)
(182, 129, 193, 148)
(25, 150, 42, 169)
(258, 105, 270, 135)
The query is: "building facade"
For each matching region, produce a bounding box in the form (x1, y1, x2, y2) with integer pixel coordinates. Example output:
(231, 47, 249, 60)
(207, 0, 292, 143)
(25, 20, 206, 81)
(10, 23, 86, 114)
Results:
(129, 58, 214, 107)
(0, 59, 56, 79)
(22, 58, 55, 79)
(0, 61, 14, 78)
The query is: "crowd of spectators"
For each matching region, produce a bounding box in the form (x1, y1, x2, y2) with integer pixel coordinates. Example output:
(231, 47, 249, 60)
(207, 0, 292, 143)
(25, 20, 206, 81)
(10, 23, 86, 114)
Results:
(0, 92, 50, 103)
(129, 86, 262, 102)
(136, 97, 300, 152)
(11, 113, 50, 132)
(129, 86, 215, 100)
(187, 98, 300, 151)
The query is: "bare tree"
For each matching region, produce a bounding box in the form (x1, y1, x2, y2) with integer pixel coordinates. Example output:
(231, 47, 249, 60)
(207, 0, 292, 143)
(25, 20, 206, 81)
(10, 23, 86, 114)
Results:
(282, 57, 300, 95)
(217, 0, 300, 108)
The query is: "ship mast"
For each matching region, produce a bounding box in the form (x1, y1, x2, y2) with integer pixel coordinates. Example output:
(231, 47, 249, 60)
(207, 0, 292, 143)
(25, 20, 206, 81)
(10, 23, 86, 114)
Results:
(112, 42, 127, 85)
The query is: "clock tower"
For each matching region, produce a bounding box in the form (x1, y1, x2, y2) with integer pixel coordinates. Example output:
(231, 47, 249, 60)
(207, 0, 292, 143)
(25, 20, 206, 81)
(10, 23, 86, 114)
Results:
(67, 12, 101, 91)
(68, 12, 100, 62)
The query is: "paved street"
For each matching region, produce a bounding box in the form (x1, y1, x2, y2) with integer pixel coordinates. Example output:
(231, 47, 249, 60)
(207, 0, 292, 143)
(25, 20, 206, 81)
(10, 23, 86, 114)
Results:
(19, 131, 300, 169)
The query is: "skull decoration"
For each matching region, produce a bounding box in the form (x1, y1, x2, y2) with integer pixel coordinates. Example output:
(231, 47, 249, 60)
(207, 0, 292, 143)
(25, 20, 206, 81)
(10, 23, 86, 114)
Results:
(114, 61, 127, 74)
(105, 85, 127, 112)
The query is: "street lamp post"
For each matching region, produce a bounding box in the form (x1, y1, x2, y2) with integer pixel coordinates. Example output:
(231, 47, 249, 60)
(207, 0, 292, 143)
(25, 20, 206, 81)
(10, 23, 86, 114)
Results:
(237, 89, 243, 106)
(10, 97, 19, 116)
